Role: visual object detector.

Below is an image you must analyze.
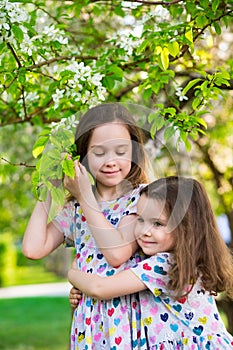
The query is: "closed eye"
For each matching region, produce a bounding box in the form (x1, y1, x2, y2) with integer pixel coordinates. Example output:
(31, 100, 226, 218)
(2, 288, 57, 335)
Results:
(94, 152, 105, 156)
(116, 151, 126, 156)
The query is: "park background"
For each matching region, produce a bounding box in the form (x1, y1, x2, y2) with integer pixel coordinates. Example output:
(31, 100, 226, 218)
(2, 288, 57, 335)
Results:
(0, 1, 233, 349)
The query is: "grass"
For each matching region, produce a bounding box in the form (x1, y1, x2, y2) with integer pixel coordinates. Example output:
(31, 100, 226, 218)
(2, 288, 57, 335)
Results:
(3, 266, 66, 287)
(0, 296, 72, 350)
(13, 266, 66, 286)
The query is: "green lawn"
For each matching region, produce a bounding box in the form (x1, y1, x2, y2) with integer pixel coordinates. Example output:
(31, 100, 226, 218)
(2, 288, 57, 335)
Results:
(7, 266, 66, 287)
(0, 297, 72, 350)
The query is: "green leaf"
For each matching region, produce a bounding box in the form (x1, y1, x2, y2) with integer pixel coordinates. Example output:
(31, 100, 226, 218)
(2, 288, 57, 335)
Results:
(164, 126, 175, 142)
(192, 97, 202, 110)
(160, 47, 169, 70)
(32, 136, 49, 158)
(18, 68, 26, 84)
(108, 65, 124, 78)
(50, 186, 66, 207)
(196, 15, 208, 28)
(11, 25, 24, 43)
(102, 76, 115, 90)
(195, 117, 207, 129)
(185, 27, 193, 44)
(167, 41, 179, 58)
(183, 79, 202, 95)
(137, 38, 150, 54)
(213, 21, 221, 35)
(88, 172, 95, 185)
(199, 0, 209, 9)
(148, 112, 165, 137)
(180, 133, 192, 152)
(143, 87, 152, 100)
(212, 0, 220, 12)
(62, 158, 75, 178)
(50, 135, 63, 151)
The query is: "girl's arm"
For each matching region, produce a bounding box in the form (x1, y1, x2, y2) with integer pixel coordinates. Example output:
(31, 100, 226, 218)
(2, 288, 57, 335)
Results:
(68, 266, 146, 300)
(22, 192, 64, 259)
(64, 161, 138, 267)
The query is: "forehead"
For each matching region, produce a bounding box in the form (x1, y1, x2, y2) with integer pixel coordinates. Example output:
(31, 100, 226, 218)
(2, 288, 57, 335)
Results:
(137, 194, 167, 218)
(89, 122, 131, 145)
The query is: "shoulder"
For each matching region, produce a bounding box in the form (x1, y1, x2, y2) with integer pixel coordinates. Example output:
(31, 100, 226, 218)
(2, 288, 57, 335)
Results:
(132, 252, 173, 273)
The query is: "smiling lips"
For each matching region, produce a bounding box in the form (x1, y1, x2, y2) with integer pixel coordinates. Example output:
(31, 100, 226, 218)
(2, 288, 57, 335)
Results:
(139, 239, 156, 246)
(102, 170, 120, 176)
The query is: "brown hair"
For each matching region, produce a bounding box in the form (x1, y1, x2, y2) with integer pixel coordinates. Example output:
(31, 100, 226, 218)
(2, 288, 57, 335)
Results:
(141, 176, 233, 299)
(74, 103, 148, 189)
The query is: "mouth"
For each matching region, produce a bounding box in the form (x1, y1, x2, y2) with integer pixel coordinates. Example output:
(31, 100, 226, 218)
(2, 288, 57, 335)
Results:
(138, 239, 155, 246)
(102, 170, 120, 176)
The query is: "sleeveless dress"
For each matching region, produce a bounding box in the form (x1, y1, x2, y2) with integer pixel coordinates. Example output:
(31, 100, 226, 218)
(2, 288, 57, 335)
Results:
(55, 185, 147, 350)
(130, 252, 233, 349)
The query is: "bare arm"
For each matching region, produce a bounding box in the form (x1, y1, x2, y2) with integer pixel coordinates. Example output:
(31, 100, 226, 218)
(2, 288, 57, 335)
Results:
(68, 266, 146, 300)
(22, 193, 64, 259)
(64, 161, 138, 266)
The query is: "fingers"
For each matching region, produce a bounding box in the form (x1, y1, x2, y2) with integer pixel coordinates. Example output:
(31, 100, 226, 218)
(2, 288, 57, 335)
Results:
(74, 160, 87, 176)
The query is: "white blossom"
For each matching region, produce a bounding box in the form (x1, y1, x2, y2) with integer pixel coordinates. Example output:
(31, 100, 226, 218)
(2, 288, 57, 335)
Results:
(43, 24, 68, 45)
(96, 86, 106, 101)
(175, 87, 188, 102)
(20, 34, 34, 56)
(25, 92, 39, 103)
(52, 88, 66, 109)
(81, 90, 90, 104)
(88, 73, 103, 86)
(51, 115, 79, 131)
(0, 13, 10, 30)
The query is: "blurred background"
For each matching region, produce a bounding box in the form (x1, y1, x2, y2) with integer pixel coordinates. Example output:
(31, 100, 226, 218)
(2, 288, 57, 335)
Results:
(0, 1, 232, 349)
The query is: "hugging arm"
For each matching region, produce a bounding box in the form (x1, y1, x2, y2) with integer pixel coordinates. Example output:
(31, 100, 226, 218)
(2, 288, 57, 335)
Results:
(68, 266, 146, 300)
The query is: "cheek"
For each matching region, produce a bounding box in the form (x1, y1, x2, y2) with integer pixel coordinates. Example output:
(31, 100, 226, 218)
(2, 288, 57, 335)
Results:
(120, 158, 132, 172)
(134, 224, 141, 239)
(88, 156, 102, 174)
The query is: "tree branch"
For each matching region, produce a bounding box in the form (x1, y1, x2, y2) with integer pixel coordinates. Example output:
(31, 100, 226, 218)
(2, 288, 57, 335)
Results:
(1, 157, 35, 168)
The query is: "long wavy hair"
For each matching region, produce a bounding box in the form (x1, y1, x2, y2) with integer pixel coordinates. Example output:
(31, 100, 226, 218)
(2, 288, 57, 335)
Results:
(74, 103, 148, 190)
(140, 176, 233, 299)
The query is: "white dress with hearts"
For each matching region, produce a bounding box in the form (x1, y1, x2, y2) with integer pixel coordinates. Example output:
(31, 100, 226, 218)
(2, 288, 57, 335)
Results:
(55, 185, 147, 350)
(131, 252, 233, 349)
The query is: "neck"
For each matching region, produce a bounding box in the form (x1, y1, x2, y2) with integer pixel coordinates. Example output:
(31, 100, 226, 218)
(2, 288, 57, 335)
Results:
(95, 185, 123, 202)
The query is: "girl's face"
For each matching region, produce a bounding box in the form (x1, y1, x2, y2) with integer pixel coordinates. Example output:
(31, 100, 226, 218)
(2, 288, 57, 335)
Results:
(87, 122, 132, 192)
(135, 194, 176, 256)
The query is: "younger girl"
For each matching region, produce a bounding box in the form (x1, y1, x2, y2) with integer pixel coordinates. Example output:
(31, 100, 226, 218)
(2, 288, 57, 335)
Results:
(23, 103, 149, 349)
(68, 176, 233, 349)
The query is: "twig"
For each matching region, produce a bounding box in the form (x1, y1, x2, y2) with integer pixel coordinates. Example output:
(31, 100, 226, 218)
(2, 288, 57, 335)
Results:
(1, 157, 35, 168)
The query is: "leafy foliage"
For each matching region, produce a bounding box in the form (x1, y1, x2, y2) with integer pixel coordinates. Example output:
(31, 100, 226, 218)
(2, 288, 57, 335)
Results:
(0, 0, 233, 206)
(31, 117, 79, 205)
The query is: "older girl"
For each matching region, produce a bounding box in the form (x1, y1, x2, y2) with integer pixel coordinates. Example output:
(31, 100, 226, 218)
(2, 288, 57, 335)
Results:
(23, 103, 149, 349)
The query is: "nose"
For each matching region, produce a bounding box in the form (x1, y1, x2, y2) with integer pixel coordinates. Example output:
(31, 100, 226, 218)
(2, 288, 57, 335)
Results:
(104, 153, 117, 167)
(142, 228, 152, 236)
(136, 224, 152, 239)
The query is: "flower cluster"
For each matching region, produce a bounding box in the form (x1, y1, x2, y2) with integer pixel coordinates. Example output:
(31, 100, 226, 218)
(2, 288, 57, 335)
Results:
(52, 61, 106, 109)
(51, 115, 79, 132)
(0, 0, 29, 41)
(2, 0, 106, 112)
(43, 24, 68, 45)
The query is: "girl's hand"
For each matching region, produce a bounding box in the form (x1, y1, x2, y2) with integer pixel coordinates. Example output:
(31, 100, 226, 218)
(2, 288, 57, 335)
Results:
(64, 161, 92, 200)
(69, 287, 82, 309)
